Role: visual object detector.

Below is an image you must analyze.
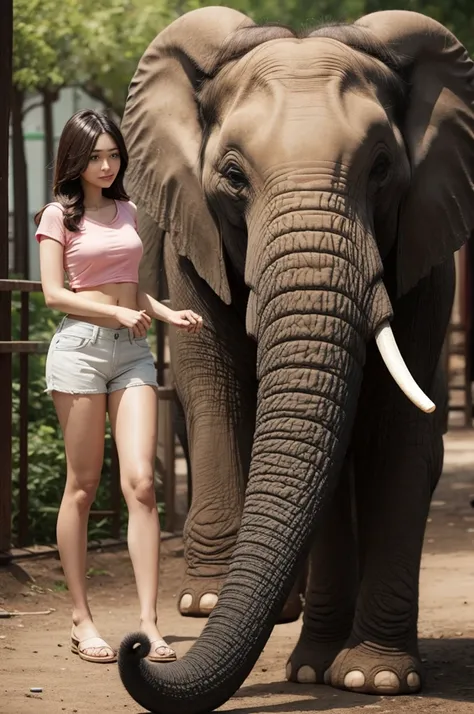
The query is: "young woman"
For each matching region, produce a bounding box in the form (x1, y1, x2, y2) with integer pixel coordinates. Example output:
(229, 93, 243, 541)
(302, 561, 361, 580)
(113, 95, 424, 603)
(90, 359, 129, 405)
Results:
(35, 109, 202, 664)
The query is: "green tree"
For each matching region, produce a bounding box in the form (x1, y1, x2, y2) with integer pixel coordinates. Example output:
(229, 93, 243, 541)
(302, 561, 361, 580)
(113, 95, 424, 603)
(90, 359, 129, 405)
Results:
(77, 0, 177, 118)
(13, 0, 80, 92)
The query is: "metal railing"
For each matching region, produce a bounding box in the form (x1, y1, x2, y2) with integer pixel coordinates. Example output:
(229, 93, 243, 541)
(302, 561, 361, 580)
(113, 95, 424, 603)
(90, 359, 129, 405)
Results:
(0, 279, 179, 563)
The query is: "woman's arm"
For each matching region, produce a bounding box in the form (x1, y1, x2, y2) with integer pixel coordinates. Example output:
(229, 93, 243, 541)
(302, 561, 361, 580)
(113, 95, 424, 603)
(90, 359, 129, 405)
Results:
(136, 290, 174, 323)
(137, 289, 203, 332)
(131, 203, 202, 331)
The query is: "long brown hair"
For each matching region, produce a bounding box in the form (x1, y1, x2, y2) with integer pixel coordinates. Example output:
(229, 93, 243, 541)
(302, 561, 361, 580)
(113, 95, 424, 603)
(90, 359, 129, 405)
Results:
(34, 109, 129, 232)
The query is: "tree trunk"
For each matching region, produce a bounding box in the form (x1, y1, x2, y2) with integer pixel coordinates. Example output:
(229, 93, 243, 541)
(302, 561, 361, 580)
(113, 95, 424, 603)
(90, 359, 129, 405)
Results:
(11, 85, 29, 278)
(0, 0, 13, 557)
(0, 0, 12, 277)
(42, 89, 57, 205)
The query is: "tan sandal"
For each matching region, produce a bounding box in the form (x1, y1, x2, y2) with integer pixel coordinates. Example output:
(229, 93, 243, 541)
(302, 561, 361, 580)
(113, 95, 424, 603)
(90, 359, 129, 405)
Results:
(147, 638, 177, 663)
(71, 627, 117, 664)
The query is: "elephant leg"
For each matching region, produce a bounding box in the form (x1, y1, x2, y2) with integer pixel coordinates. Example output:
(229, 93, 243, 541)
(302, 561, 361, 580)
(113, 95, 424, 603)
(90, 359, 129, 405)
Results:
(165, 241, 255, 616)
(327, 261, 453, 696)
(165, 239, 303, 621)
(286, 456, 358, 683)
(328, 411, 442, 694)
(172, 397, 193, 508)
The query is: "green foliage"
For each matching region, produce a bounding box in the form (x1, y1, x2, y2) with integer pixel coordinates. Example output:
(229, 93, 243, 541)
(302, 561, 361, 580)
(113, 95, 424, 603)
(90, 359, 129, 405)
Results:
(79, 0, 178, 116)
(13, 0, 84, 91)
(13, 0, 179, 116)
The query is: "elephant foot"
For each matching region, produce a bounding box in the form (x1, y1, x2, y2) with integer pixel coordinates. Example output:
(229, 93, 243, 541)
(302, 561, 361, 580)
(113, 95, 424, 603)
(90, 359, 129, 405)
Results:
(178, 576, 225, 617)
(325, 640, 423, 695)
(178, 575, 303, 623)
(286, 637, 346, 684)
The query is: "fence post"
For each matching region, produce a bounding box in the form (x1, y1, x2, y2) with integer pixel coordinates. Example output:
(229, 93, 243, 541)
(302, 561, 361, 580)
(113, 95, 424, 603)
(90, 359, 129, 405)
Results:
(18, 292, 30, 545)
(0, 0, 13, 561)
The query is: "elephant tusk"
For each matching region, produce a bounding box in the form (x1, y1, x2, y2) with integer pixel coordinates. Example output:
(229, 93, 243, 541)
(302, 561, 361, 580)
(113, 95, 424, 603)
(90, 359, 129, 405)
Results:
(375, 322, 436, 413)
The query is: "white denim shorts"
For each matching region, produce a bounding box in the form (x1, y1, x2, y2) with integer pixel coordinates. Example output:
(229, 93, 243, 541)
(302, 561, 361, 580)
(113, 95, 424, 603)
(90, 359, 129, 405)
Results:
(45, 317, 158, 395)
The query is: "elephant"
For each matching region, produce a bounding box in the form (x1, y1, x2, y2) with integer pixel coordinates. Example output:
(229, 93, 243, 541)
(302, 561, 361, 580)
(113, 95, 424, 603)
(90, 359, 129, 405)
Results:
(117, 7, 474, 713)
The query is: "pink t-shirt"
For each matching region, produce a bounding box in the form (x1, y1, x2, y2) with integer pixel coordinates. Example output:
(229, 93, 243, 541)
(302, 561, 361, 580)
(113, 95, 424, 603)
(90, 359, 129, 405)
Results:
(35, 200, 143, 290)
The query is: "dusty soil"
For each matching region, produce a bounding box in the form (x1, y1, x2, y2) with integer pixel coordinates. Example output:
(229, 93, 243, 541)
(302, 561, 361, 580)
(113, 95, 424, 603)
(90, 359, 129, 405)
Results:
(1, 429, 474, 714)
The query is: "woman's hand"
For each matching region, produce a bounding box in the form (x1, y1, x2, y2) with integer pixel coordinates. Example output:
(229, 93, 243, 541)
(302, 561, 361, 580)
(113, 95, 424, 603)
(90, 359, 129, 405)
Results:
(169, 309, 203, 334)
(114, 307, 152, 337)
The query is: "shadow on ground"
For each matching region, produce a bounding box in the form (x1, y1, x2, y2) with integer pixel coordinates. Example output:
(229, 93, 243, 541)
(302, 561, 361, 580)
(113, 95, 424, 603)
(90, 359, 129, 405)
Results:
(224, 682, 378, 712)
(223, 638, 474, 713)
(141, 637, 474, 714)
(418, 637, 474, 701)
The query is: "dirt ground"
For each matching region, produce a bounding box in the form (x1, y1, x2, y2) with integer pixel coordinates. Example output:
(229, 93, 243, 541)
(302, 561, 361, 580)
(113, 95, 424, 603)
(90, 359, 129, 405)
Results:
(1, 429, 474, 714)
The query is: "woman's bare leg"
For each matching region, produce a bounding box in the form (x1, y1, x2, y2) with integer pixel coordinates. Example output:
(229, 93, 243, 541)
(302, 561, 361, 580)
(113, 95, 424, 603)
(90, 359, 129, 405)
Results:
(108, 385, 174, 658)
(54, 392, 114, 658)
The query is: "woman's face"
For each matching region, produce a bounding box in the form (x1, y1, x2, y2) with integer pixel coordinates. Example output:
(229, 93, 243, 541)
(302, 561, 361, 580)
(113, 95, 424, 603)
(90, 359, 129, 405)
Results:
(81, 132, 121, 190)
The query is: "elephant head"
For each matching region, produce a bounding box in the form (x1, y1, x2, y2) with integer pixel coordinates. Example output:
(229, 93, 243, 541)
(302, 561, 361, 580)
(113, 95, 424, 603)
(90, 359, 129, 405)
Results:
(118, 8, 474, 713)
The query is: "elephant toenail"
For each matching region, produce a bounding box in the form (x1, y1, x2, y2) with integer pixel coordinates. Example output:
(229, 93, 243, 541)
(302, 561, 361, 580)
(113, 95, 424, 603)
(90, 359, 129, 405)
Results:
(180, 594, 193, 611)
(407, 672, 421, 690)
(296, 665, 317, 683)
(374, 671, 400, 690)
(285, 663, 292, 681)
(344, 670, 365, 688)
(199, 593, 218, 611)
(324, 668, 332, 685)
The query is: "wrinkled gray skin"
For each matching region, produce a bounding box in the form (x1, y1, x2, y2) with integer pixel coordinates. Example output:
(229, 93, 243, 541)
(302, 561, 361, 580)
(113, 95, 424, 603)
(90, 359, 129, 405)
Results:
(117, 7, 474, 714)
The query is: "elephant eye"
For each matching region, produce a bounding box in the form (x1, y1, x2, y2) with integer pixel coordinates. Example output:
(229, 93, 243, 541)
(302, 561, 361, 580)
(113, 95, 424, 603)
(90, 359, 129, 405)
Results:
(369, 154, 392, 188)
(222, 163, 248, 191)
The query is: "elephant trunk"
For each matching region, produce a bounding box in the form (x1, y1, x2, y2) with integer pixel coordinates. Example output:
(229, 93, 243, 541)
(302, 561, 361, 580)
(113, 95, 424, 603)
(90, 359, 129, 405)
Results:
(118, 234, 375, 713)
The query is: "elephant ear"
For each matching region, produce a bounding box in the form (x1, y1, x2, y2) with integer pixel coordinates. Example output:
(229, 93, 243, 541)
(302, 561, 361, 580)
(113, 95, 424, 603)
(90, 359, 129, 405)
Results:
(356, 10, 474, 297)
(121, 7, 253, 304)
